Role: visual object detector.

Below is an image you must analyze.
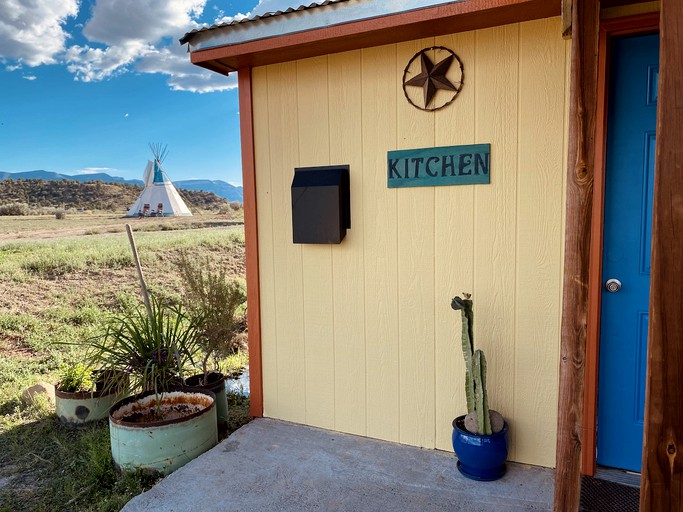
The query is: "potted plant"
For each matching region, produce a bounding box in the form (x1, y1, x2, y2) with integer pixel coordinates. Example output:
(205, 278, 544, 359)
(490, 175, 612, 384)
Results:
(177, 252, 247, 431)
(91, 295, 218, 476)
(450, 294, 509, 481)
(54, 363, 126, 426)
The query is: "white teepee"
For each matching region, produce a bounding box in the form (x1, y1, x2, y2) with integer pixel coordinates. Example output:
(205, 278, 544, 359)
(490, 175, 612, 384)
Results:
(127, 144, 192, 217)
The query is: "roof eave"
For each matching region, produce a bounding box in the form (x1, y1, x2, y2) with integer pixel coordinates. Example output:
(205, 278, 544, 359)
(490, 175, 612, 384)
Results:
(185, 0, 560, 75)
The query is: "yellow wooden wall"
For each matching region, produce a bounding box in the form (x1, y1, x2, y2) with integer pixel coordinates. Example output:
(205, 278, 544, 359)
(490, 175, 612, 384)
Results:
(252, 17, 568, 467)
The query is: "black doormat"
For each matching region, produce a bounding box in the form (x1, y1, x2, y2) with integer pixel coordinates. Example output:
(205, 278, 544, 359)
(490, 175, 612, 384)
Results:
(579, 475, 639, 512)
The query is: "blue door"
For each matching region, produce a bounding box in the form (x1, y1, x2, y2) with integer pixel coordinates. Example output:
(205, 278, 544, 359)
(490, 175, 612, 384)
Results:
(597, 33, 659, 472)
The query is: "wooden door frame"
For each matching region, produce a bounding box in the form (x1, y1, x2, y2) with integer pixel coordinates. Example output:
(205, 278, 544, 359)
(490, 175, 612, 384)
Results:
(582, 11, 660, 476)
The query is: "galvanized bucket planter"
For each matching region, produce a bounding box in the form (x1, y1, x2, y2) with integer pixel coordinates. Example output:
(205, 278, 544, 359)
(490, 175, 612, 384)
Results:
(185, 372, 228, 430)
(54, 383, 124, 426)
(109, 388, 217, 476)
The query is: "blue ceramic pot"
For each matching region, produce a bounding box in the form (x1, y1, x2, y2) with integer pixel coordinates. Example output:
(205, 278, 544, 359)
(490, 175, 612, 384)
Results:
(452, 415, 509, 481)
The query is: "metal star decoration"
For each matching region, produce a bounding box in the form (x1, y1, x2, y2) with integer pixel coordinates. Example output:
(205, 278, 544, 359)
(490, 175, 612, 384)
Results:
(405, 51, 457, 107)
(402, 46, 464, 112)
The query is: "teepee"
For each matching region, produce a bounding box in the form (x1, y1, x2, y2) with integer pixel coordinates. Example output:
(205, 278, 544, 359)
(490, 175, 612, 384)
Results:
(127, 144, 192, 217)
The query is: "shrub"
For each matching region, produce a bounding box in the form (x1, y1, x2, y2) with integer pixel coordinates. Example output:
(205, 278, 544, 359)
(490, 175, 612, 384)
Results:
(176, 252, 247, 381)
(0, 203, 29, 216)
(229, 201, 242, 211)
(55, 210, 66, 220)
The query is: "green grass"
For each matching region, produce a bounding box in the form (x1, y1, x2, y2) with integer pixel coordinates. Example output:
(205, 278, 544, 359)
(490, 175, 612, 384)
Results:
(0, 225, 250, 511)
(0, 397, 159, 512)
(0, 392, 251, 512)
(0, 226, 244, 280)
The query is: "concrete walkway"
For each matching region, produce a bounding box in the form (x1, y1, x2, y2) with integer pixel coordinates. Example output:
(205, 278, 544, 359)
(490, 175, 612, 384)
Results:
(122, 418, 554, 512)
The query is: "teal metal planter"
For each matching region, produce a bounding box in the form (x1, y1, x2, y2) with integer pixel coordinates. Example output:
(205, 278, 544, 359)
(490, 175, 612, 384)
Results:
(109, 388, 218, 475)
(185, 372, 228, 430)
(55, 384, 124, 426)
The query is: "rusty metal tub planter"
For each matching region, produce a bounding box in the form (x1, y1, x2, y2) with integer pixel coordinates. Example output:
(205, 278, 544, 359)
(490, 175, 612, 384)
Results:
(54, 383, 126, 427)
(109, 388, 218, 476)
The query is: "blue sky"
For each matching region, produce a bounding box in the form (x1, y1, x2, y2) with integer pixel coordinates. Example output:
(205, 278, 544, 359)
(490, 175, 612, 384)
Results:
(0, 0, 296, 184)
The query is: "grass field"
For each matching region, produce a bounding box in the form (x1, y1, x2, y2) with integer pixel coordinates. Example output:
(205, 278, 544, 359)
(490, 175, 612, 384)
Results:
(0, 216, 250, 511)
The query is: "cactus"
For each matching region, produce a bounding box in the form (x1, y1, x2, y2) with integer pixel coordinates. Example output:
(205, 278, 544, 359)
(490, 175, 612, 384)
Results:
(452, 294, 494, 435)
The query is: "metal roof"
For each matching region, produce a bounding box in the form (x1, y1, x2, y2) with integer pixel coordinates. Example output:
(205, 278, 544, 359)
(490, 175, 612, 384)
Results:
(179, 0, 349, 45)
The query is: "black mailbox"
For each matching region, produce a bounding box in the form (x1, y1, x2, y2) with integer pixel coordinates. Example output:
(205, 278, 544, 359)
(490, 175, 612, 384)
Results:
(291, 165, 350, 244)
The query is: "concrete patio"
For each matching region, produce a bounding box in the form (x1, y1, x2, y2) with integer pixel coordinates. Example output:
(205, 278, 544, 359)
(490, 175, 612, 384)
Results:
(122, 418, 554, 511)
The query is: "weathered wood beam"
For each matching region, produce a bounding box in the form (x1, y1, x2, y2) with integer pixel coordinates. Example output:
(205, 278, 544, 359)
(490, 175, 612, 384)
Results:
(554, 0, 600, 509)
(640, 1, 683, 509)
(562, 0, 573, 39)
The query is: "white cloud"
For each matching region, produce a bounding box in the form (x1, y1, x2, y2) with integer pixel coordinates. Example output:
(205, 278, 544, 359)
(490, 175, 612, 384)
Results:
(214, 12, 249, 25)
(65, 41, 153, 82)
(1, 0, 239, 93)
(62, 0, 229, 92)
(250, 0, 301, 15)
(77, 167, 113, 174)
(136, 45, 237, 93)
(22, 75, 36, 80)
(0, 0, 78, 66)
(124, 113, 129, 118)
(83, 0, 206, 46)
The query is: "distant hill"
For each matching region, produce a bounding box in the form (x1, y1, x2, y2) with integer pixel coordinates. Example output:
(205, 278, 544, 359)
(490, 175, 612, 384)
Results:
(174, 179, 243, 203)
(0, 170, 243, 203)
(0, 178, 230, 213)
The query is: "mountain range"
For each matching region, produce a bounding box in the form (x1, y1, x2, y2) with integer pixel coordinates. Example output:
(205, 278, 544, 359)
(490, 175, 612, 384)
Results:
(0, 170, 243, 203)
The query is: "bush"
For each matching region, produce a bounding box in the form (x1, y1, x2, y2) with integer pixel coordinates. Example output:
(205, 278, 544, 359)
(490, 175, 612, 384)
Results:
(55, 210, 66, 219)
(176, 252, 247, 379)
(229, 201, 242, 211)
(0, 202, 29, 216)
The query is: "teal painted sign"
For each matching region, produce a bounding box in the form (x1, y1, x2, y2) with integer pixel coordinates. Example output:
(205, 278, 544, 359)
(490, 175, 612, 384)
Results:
(387, 143, 490, 188)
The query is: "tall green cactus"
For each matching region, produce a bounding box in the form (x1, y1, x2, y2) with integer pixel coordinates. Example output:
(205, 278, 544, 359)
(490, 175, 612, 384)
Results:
(452, 294, 492, 435)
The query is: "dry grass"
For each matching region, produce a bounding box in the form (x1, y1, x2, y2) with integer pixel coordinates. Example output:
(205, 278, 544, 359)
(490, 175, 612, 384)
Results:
(0, 212, 243, 242)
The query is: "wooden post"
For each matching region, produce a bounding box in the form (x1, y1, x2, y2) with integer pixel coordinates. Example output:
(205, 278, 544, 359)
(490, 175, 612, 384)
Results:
(238, 67, 264, 419)
(125, 223, 152, 319)
(640, 1, 683, 509)
(554, 0, 600, 510)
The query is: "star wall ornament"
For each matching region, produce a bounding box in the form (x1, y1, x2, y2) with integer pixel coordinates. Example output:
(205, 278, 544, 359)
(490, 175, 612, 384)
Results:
(402, 46, 464, 112)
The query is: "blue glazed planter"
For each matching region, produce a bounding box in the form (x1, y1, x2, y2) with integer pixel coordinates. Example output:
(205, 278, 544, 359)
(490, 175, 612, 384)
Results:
(452, 415, 509, 481)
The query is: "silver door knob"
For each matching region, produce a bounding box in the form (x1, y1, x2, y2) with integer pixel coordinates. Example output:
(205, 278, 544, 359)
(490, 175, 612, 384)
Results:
(605, 279, 622, 293)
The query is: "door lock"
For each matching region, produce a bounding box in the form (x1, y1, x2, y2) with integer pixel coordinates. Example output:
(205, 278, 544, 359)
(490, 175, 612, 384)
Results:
(605, 278, 622, 293)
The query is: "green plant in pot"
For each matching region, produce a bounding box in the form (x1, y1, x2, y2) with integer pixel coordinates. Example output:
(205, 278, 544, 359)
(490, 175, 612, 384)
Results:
(91, 295, 197, 396)
(54, 362, 125, 426)
(90, 294, 218, 476)
(451, 293, 509, 481)
(177, 252, 247, 430)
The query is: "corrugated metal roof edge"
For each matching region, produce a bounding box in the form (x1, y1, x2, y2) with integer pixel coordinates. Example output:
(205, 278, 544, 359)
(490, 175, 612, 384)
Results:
(179, 0, 348, 45)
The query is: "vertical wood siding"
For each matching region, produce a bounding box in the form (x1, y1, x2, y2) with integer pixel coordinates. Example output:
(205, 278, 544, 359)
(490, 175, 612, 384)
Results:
(252, 17, 569, 467)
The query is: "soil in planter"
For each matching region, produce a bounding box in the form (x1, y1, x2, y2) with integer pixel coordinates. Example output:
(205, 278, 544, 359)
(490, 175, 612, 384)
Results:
(112, 392, 213, 424)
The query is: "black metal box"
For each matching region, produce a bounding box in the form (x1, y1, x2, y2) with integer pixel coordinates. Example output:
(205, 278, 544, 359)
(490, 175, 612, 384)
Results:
(291, 165, 350, 244)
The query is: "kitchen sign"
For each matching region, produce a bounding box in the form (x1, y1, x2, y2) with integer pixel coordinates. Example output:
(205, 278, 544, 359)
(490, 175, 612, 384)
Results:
(387, 143, 490, 188)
